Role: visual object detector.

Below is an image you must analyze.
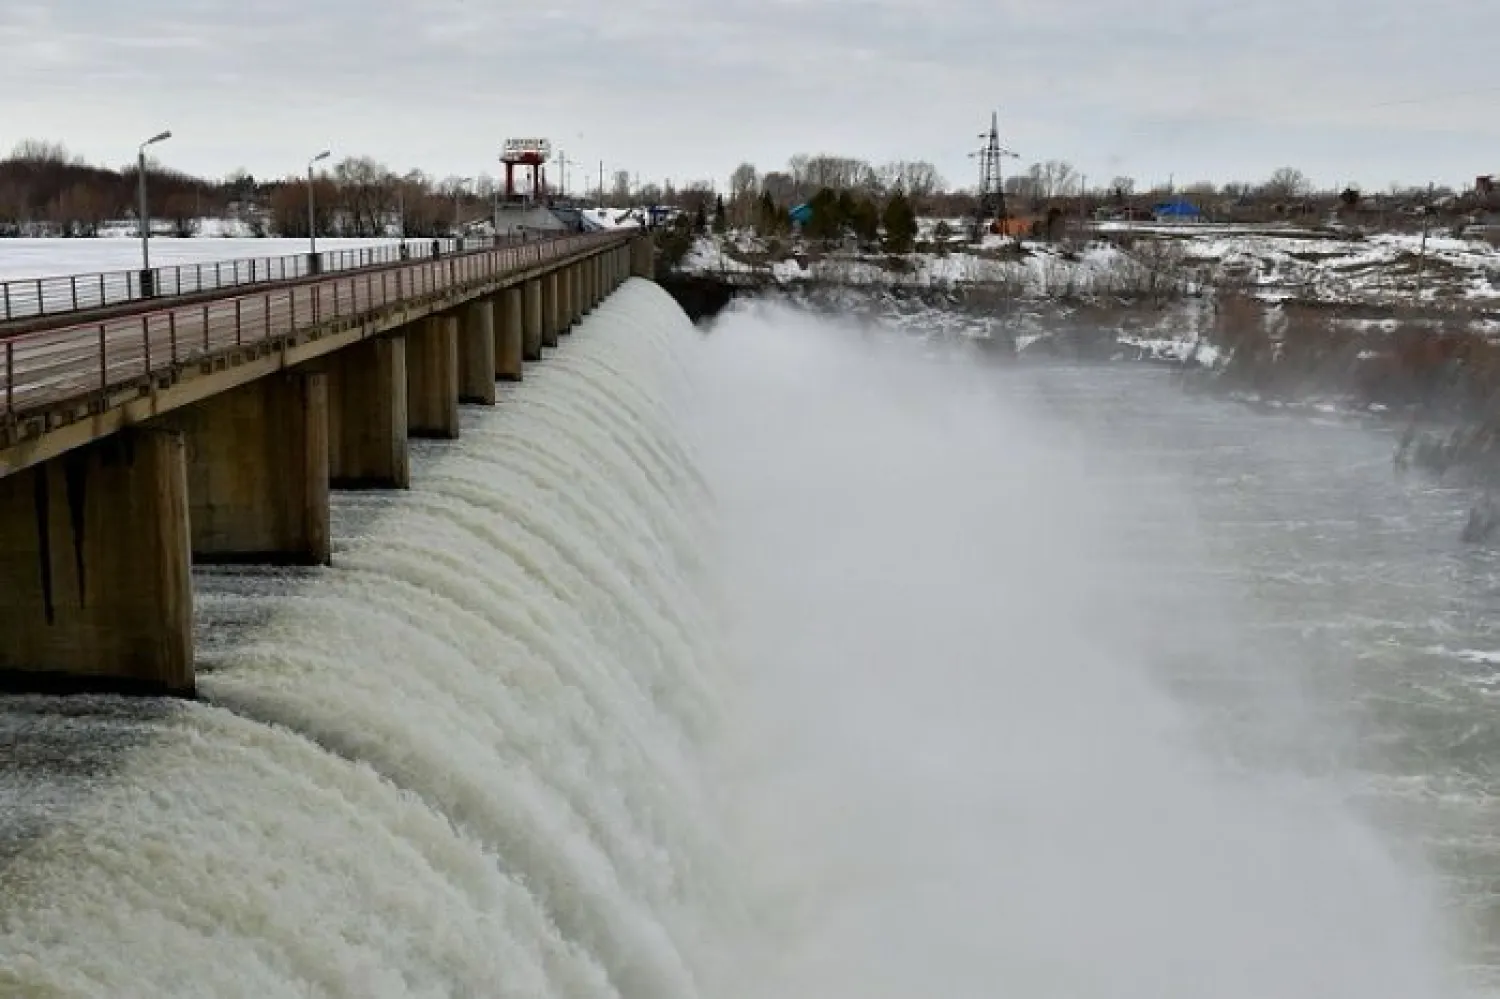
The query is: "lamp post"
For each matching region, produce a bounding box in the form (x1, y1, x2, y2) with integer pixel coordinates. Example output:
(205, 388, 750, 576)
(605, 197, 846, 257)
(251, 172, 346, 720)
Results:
(137, 130, 172, 288)
(453, 176, 471, 246)
(307, 150, 331, 261)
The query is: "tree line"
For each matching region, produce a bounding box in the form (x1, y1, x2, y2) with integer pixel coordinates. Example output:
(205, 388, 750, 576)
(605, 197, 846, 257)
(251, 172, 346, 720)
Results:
(0, 140, 509, 239)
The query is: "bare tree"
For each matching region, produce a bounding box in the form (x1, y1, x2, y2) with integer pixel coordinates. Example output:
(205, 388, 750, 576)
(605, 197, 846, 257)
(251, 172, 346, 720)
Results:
(1261, 167, 1311, 199)
(334, 156, 396, 236)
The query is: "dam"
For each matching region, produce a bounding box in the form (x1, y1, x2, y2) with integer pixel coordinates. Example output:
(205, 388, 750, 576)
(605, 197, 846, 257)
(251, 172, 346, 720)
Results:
(1, 281, 1497, 998)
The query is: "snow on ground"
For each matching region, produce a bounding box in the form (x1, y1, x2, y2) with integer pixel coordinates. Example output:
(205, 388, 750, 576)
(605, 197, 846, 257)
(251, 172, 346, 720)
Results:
(0, 236, 401, 282)
(680, 221, 1500, 309)
(1158, 228, 1500, 305)
(578, 207, 646, 230)
(680, 230, 1151, 297)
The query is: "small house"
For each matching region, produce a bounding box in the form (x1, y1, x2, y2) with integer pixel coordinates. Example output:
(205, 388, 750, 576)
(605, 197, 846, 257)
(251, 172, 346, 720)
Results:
(1152, 198, 1204, 223)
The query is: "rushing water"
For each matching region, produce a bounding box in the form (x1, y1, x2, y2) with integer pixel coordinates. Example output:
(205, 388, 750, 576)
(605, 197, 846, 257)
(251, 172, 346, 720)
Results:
(1, 280, 1499, 997)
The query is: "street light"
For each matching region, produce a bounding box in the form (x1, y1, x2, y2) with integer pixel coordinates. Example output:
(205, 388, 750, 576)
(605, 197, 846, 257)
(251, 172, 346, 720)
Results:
(308, 150, 331, 258)
(138, 130, 172, 276)
(453, 176, 471, 245)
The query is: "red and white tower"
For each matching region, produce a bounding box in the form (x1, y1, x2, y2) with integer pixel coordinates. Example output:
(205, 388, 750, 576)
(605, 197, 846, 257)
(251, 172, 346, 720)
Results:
(501, 138, 552, 202)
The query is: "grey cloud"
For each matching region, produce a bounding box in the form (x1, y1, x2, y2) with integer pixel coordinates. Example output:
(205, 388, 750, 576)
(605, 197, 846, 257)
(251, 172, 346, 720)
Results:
(0, 0, 1493, 190)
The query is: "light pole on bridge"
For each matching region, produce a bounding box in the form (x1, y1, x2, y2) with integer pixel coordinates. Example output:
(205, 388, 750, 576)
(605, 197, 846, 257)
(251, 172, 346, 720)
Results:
(137, 129, 172, 295)
(307, 150, 331, 267)
(453, 176, 472, 245)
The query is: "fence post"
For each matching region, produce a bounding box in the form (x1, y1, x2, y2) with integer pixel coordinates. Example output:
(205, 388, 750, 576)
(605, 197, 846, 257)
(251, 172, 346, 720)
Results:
(35, 278, 43, 316)
(5, 340, 12, 414)
(264, 294, 270, 339)
(235, 299, 243, 345)
(71, 276, 79, 312)
(169, 311, 178, 364)
(142, 314, 152, 375)
(98, 323, 107, 390)
(3, 281, 10, 321)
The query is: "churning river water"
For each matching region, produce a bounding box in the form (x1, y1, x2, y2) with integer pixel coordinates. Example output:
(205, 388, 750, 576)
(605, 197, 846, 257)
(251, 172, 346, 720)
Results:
(1, 279, 1498, 998)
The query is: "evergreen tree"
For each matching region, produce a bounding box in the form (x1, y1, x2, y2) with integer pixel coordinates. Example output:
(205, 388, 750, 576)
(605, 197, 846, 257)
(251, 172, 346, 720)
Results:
(693, 202, 708, 234)
(712, 194, 727, 234)
(849, 196, 880, 246)
(882, 190, 917, 253)
(805, 187, 842, 242)
(757, 191, 782, 236)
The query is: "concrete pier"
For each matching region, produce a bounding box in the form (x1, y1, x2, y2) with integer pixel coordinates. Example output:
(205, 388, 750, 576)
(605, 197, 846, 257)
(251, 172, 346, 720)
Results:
(632, 235, 654, 278)
(172, 373, 331, 565)
(557, 267, 574, 335)
(497, 288, 524, 381)
(541, 272, 560, 349)
(523, 279, 544, 361)
(570, 262, 584, 325)
(0, 429, 194, 695)
(327, 336, 409, 490)
(407, 316, 461, 439)
(458, 301, 497, 405)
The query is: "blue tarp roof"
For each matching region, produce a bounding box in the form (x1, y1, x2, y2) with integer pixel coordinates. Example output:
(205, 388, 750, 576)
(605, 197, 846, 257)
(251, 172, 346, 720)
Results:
(1154, 199, 1202, 216)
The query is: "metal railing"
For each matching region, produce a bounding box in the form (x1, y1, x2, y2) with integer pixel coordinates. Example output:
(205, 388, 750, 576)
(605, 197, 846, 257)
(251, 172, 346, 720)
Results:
(2, 230, 631, 421)
(0, 233, 552, 323)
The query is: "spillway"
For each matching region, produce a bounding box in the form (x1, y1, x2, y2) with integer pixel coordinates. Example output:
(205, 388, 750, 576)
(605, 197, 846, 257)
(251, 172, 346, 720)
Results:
(1, 282, 1496, 998)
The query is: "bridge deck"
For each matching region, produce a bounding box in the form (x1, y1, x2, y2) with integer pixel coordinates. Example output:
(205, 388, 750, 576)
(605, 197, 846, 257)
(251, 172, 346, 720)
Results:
(0, 230, 630, 473)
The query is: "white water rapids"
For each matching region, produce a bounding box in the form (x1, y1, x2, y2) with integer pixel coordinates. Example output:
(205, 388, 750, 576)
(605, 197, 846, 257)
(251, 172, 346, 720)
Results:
(0, 279, 1492, 997)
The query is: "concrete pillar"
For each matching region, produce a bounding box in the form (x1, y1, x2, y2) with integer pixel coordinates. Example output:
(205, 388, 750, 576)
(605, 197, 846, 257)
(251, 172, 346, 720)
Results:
(497, 288, 524, 381)
(541, 271, 560, 349)
(631, 234, 654, 278)
(170, 373, 329, 566)
(523, 279, 543, 361)
(458, 301, 497, 405)
(571, 263, 584, 324)
(407, 315, 460, 439)
(328, 336, 409, 490)
(0, 429, 194, 695)
(558, 267, 574, 335)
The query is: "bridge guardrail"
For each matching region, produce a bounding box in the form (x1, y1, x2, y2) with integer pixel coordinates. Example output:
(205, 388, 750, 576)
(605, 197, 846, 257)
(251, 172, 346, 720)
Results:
(1, 230, 631, 422)
(0, 233, 552, 323)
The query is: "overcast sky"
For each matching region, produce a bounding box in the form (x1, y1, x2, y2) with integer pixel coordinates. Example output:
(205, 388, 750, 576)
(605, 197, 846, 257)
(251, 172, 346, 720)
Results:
(3, 0, 1496, 194)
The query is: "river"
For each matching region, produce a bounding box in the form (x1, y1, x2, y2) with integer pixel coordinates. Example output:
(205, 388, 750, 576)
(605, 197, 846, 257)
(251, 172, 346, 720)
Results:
(0, 281, 1497, 997)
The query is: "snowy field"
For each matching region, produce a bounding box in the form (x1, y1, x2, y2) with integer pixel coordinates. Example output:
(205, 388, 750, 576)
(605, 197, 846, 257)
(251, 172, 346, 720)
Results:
(0, 237, 402, 283)
(681, 222, 1500, 308)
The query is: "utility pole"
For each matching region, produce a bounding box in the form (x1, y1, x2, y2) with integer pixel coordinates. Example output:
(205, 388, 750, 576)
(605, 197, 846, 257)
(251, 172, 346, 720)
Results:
(1079, 174, 1088, 237)
(1415, 181, 1434, 302)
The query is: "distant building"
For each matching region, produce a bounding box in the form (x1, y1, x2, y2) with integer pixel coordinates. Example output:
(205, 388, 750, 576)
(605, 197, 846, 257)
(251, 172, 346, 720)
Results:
(1153, 198, 1204, 222)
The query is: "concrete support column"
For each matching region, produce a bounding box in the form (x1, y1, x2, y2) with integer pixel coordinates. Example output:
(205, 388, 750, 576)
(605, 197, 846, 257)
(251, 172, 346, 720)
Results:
(523, 279, 544, 361)
(571, 263, 585, 324)
(631, 234, 654, 278)
(328, 336, 409, 490)
(541, 272, 560, 349)
(407, 315, 460, 439)
(172, 372, 330, 566)
(0, 429, 194, 696)
(458, 301, 497, 405)
(558, 267, 574, 335)
(497, 288, 524, 381)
